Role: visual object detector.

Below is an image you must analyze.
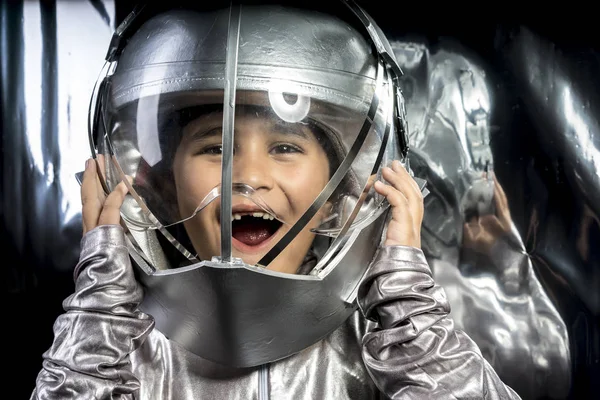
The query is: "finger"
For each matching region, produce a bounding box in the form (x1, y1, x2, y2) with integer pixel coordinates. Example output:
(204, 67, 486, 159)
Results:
(381, 167, 413, 198)
(390, 161, 424, 211)
(96, 154, 106, 178)
(374, 180, 414, 222)
(97, 179, 130, 226)
(382, 164, 424, 222)
(94, 154, 107, 198)
(374, 180, 421, 247)
(374, 179, 409, 208)
(81, 158, 103, 234)
(391, 160, 422, 194)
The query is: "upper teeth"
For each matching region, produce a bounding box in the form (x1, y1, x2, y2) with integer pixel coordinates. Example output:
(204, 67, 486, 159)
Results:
(232, 212, 275, 220)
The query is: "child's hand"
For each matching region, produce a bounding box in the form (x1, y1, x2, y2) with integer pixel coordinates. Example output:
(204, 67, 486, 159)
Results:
(373, 160, 424, 248)
(81, 155, 130, 234)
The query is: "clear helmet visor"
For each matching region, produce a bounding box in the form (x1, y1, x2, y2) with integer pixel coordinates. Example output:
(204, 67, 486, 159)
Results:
(95, 3, 400, 273)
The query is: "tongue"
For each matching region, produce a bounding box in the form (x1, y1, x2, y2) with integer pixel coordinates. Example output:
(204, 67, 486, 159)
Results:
(232, 220, 272, 246)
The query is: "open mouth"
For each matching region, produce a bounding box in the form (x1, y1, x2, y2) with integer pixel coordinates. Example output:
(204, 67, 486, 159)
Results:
(231, 211, 282, 245)
(216, 207, 284, 253)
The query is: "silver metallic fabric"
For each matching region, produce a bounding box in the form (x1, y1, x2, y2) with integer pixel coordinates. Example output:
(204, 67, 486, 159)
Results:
(31, 225, 520, 399)
(358, 246, 521, 399)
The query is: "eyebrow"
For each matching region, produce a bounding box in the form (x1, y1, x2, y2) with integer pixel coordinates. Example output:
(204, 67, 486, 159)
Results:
(188, 127, 221, 142)
(186, 114, 314, 142)
(183, 111, 223, 142)
(269, 119, 312, 141)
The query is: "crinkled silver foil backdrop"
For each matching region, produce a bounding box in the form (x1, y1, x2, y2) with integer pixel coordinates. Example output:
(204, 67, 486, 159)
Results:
(2, 1, 598, 399)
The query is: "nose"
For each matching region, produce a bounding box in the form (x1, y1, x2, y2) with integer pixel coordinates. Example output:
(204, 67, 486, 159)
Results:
(232, 150, 274, 191)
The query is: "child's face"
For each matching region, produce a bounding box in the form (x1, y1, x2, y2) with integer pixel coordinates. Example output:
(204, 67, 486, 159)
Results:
(172, 108, 330, 273)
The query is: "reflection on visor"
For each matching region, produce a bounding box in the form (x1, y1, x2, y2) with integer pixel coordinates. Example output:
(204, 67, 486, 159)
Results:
(156, 182, 290, 229)
(267, 80, 311, 123)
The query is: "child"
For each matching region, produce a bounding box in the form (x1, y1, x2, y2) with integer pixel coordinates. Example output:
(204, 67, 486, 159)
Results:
(32, 2, 521, 399)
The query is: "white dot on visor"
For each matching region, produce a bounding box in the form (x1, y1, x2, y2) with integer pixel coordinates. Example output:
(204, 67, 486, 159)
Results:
(267, 85, 310, 123)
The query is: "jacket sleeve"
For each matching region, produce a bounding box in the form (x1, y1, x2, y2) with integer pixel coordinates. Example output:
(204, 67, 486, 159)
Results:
(31, 225, 155, 400)
(358, 245, 522, 399)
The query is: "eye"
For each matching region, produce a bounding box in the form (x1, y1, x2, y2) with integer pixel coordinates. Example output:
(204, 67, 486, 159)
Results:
(197, 144, 223, 155)
(270, 143, 303, 155)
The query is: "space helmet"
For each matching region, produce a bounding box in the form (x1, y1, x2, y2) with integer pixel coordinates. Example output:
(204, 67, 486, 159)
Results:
(88, 0, 422, 367)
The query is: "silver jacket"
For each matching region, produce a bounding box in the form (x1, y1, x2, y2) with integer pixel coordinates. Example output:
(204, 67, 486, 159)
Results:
(31, 225, 521, 399)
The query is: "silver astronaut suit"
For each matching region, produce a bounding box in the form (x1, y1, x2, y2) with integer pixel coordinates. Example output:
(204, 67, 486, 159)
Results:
(89, 0, 413, 367)
(32, 1, 522, 399)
